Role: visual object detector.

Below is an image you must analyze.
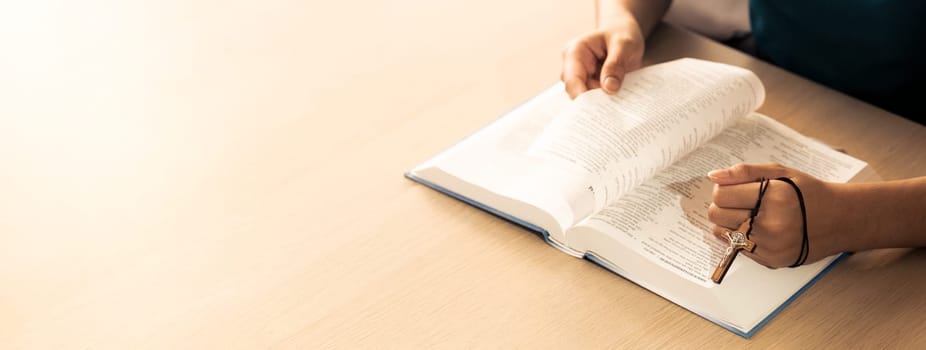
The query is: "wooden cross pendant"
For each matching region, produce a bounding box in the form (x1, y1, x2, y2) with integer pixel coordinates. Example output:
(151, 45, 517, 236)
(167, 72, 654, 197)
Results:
(711, 230, 756, 284)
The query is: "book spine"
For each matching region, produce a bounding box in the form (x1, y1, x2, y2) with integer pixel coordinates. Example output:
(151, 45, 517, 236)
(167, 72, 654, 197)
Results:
(545, 236, 584, 258)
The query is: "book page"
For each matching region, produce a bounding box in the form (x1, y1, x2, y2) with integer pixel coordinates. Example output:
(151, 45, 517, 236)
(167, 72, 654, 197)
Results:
(411, 84, 580, 246)
(568, 113, 868, 331)
(529, 58, 765, 224)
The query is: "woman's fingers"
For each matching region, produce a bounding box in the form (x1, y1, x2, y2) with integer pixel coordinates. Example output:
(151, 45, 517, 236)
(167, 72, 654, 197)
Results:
(707, 204, 751, 230)
(561, 26, 644, 98)
(562, 36, 607, 99)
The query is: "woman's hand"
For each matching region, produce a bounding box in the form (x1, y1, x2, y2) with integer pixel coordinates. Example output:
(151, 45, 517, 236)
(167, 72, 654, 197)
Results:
(707, 163, 851, 268)
(561, 20, 645, 99)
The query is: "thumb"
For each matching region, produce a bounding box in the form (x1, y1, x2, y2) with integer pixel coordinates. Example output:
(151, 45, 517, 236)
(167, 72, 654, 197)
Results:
(708, 163, 794, 185)
(599, 40, 641, 94)
(601, 49, 626, 94)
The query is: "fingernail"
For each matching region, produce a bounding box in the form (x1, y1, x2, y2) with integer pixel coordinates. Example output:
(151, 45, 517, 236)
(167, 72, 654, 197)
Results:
(604, 76, 620, 92)
(707, 169, 729, 179)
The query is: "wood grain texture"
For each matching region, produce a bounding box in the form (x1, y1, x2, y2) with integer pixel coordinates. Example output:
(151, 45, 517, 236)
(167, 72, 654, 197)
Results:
(1, 1, 924, 348)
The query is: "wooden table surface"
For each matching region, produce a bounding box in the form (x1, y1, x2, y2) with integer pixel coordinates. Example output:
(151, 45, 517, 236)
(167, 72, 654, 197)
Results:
(2, 0, 925, 348)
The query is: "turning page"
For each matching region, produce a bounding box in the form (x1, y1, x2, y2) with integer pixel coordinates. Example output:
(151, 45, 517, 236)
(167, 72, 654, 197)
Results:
(529, 58, 765, 225)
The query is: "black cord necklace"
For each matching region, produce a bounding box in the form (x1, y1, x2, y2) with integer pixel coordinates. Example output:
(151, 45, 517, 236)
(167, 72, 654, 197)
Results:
(746, 178, 771, 239)
(748, 177, 809, 267)
(776, 177, 810, 267)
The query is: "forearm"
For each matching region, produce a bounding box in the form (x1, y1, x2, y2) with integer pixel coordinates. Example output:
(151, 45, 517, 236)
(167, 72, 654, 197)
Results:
(597, 0, 672, 36)
(835, 177, 926, 251)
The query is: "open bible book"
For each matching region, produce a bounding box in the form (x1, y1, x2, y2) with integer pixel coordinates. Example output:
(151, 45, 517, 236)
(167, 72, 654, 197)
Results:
(405, 58, 869, 337)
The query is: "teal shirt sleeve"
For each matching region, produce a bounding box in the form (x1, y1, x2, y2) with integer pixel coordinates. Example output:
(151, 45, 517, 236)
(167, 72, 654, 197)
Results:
(750, 0, 926, 121)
